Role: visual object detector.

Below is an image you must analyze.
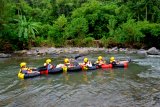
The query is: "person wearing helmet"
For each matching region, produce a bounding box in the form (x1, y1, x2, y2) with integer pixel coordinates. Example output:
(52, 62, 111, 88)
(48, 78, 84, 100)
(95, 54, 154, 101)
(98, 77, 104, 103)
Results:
(20, 62, 39, 74)
(95, 56, 106, 65)
(64, 58, 75, 68)
(56, 58, 72, 68)
(64, 58, 70, 65)
(44, 59, 55, 70)
(20, 62, 28, 74)
(110, 57, 118, 66)
(82, 58, 92, 67)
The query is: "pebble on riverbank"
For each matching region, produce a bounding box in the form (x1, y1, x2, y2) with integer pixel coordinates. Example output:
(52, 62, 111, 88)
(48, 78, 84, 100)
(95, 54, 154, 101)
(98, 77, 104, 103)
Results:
(0, 53, 11, 58)
(15, 47, 129, 56)
(1, 47, 159, 58)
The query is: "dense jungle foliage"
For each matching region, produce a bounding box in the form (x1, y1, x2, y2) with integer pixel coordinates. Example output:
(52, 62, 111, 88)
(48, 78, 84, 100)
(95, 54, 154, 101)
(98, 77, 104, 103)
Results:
(0, 0, 160, 52)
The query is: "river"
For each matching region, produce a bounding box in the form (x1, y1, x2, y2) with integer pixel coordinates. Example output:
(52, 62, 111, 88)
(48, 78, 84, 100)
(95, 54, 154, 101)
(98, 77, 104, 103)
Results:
(0, 52, 160, 107)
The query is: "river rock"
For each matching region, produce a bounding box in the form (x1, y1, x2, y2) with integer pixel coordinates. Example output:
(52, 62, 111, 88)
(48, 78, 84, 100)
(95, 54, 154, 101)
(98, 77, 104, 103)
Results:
(78, 48, 89, 54)
(137, 49, 147, 56)
(147, 47, 159, 55)
(125, 50, 137, 54)
(111, 47, 118, 51)
(0, 53, 11, 58)
(14, 50, 28, 55)
(119, 48, 127, 52)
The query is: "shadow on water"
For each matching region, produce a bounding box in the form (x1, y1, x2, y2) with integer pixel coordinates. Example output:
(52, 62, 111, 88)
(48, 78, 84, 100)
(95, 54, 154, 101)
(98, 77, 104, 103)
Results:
(0, 53, 160, 107)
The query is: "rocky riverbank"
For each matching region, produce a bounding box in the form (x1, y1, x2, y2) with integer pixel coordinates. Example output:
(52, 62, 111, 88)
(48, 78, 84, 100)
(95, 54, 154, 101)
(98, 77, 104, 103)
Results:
(0, 47, 160, 58)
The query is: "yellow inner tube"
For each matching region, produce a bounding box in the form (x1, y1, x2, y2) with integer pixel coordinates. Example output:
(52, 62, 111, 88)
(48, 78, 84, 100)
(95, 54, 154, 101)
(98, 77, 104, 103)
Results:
(18, 71, 24, 79)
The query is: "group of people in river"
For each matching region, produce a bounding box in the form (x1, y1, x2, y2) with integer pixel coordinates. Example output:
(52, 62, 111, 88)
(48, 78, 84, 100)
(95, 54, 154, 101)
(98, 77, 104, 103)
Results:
(19, 56, 120, 74)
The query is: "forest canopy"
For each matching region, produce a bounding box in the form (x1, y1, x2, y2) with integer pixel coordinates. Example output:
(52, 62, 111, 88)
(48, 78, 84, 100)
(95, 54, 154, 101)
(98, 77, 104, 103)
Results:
(0, 0, 160, 52)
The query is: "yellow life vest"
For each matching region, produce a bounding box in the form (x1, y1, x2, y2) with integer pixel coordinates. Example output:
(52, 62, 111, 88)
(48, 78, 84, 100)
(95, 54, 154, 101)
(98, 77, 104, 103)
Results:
(18, 70, 24, 79)
(62, 66, 68, 73)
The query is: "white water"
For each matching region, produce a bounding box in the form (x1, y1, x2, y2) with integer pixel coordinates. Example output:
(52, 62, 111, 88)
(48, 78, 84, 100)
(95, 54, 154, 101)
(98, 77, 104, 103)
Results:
(134, 55, 160, 79)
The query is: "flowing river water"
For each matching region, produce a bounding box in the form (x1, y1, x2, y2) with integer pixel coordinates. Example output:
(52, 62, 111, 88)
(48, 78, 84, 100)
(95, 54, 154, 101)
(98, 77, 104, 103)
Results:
(0, 52, 160, 107)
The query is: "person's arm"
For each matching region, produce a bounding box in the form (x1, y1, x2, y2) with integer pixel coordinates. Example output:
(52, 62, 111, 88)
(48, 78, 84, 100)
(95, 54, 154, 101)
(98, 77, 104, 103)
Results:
(86, 61, 92, 67)
(94, 61, 98, 64)
(27, 68, 32, 73)
(99, 60, 105, 65)
(56, 64, 64, 68)
(21, 70, 28, 74)
(112, 61, 117, 65)
(47, 64, 52, 70)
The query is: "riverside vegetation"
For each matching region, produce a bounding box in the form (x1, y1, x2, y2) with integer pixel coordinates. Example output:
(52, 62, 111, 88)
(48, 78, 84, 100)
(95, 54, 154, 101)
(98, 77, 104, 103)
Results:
(1, 0, 160, 52)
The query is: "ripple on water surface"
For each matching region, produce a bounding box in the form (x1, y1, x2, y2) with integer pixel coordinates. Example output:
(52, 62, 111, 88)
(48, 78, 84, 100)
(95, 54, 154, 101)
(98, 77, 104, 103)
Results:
(0, 54, 160, 107)
(136, 55, 160, 79)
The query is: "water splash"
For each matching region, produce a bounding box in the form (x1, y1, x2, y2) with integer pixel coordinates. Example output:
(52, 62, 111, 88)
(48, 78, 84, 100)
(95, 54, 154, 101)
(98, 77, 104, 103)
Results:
(136, 55, 160, 79)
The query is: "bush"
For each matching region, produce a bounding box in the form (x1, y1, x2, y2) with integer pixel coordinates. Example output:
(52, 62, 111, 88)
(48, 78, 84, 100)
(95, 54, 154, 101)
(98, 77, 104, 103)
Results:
(100, 36, 108, 47)
(100, 36, 119, 48)
(0, 40, 13, 52)
(33, 36, 54, 47)
(114, 19, 144, 44)
(34, 36, 45, 46)
(82, 37, 95, 47)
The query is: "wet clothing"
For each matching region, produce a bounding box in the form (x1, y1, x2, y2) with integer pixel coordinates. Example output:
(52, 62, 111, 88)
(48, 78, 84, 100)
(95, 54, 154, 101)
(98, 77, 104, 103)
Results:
(21, 68, 31, 74)
(110, 60, 117, 66)
(95, 60, 105, 65)
(21, 69, 28, 74)
(65, 63, 71, 67)
(64, 63, 75, 68)
(56, 63, 74, 68)
(46, 64, 55, 70)
(83, 61, 92, 67)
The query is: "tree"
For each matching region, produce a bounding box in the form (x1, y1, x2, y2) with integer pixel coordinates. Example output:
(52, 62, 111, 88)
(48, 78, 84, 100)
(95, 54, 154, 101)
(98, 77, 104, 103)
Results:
(17, 15, 40, 49)
(114, 19, 144, 44)
(48, 14, 67, 47)
(65, 17, 88, 40)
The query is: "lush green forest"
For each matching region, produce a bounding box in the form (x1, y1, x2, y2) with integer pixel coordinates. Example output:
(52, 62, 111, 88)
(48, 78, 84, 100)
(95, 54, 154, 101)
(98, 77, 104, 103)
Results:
(0, 0, 160, 52)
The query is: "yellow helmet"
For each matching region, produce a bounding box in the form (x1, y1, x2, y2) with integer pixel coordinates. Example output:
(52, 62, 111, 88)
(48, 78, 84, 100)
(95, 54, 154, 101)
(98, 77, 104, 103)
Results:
(84, 58, 88, 63)
(110, 57, 115, 61)
(20, 62, 26, 67)
(64, 58, 69, 63)
(98, 56, 102, 61)
(46, 59, 51, 64)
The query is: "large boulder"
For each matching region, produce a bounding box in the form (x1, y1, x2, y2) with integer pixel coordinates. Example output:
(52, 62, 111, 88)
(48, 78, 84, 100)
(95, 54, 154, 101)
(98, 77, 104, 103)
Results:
(137, 49, 147, 56)
(147, 47, 159, 55)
